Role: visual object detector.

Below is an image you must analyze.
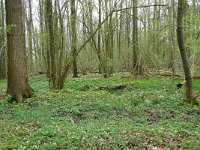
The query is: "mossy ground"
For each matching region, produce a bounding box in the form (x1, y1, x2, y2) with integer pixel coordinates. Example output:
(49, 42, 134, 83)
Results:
(0, 73, 200, 149)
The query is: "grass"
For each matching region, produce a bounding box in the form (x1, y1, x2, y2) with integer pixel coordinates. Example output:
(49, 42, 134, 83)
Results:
(0, 73, 200, 149)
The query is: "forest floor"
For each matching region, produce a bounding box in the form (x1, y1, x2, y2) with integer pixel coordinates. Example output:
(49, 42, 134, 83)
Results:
(0, 73, 200, 149)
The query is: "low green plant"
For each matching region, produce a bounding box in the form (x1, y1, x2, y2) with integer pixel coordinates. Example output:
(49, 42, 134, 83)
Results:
(0, 74, 199, 149)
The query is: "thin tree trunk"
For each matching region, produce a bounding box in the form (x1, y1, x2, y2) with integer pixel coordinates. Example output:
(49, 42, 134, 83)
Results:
(71, 0, 78, 78)
(46, 0, 56, 89)
(152, 0, 157, 50)
(39, 0, 47, 72)
(132, 0, 139, 74)
(57, 0, 65, 78)
(125, 1, 131, 48)
(44, 0, 50, 78)
(177, 0, 195, 103)
(27, 0, 34, 73)
(0, 0, 6, 79)
(97, 0, 102, 74)
(108, 0, 114, 76)
(118, 1, 123, 61)
(170, 0, 176, 89)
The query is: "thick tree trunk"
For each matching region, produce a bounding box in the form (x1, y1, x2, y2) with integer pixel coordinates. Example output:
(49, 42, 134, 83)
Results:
(177, 0, 195, 103)
(5, 0, 34, 102)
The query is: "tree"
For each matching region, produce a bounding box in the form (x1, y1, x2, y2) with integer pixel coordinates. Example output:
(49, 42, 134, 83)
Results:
(101, 0, 114, 78)
(27, 0, 34, 72)
(45, 0, 56, 89)
(117, 0, 123, 60)
(0, 0, 6, 79)
(97, 0, 102, 73)
(169, 0, 176, 89)
(5, 0, 34, 102)
(132, 0, 140, 74)
(177, 0, 195, 103)
(38, 0, 46, 72)
(71, 0, 78, 78)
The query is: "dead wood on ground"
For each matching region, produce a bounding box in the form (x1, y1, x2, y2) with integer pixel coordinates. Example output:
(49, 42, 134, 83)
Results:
(99, 83, 136, 91)
(150, 70, 200, 79)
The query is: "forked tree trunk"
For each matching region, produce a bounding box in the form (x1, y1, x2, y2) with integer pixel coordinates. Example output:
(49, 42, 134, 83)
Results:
(177, 0, 195, 103)
(5, 0, 34, 102)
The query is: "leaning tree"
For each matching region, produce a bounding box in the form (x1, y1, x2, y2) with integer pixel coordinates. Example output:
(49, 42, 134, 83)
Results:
(5, 0, 34, 102)
(177, 0, 196, 103)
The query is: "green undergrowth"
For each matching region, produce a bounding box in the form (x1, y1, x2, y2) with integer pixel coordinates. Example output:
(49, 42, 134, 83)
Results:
(0, 74, 200, 149)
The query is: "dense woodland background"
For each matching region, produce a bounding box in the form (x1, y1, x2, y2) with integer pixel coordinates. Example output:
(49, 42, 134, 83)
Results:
(0, 0, 199, 79)
(0, 0, 199, 102)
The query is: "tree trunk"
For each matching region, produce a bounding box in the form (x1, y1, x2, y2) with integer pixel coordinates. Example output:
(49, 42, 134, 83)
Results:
(125, 1, 131, 48)
(177, 0, 195, 103)
(169, 0, 176, 89)
(27, 0, 34, 73)
(118, 1, 123, 61)
(44, 0, 50, 78)
(132, 0, 139, 75)
(38, 0, 48, 73)
(46, 0, 56, 89)
(71, 0, 78, 78)
(57, 0, 65, 78)
(108, 0, 114, 76)
(0, 0, 6, 79)
(97, 0, 102, 74)
(5, 0, 34, 102)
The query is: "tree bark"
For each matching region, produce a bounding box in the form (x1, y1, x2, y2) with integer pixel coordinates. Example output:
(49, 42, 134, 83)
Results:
(71, 0, 78, 78)
(0, 0, 6, 79)
(39, 0, 48, 73)
(27, 0, 34, 73)
(97, 0, 102, 74)
(46, 0, 56, 89)
(177, 0, 195, 103)
(132, 0, 139, 74)
(169, 0, 176, 89)
(5, 0, 34, 102)
(118, 0, 123, 60)
(57, 0, 65, 78)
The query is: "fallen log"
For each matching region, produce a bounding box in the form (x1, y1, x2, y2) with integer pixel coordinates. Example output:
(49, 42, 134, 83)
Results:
(192, 76, 200, 79)
(150, 70, 200, 80)
(150, 70, 183, 78)
(99, 83, 136, 91)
